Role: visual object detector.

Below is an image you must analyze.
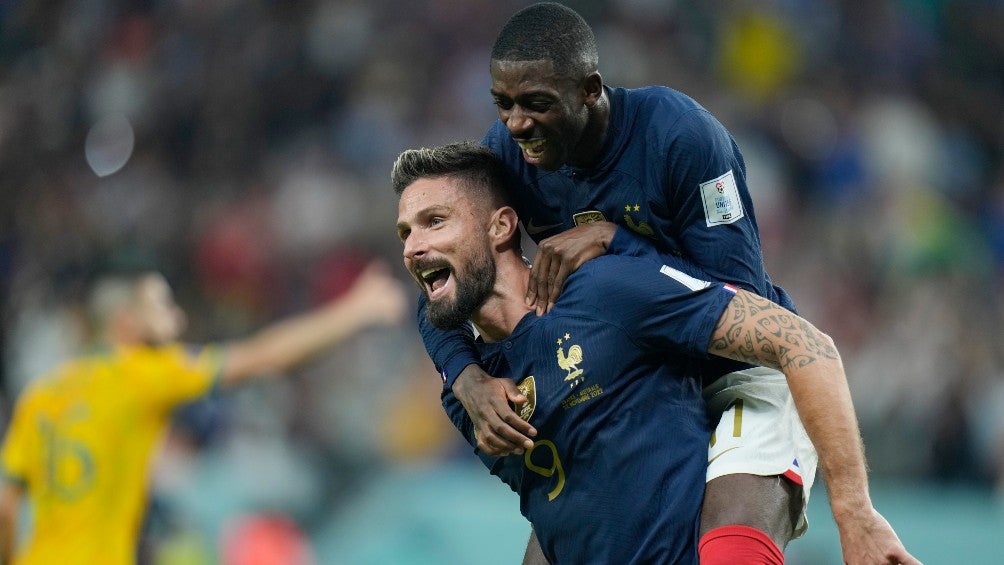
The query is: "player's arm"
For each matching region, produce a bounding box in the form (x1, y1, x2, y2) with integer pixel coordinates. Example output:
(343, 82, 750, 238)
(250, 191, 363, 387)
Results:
(526, 221, 618, 314)
(416, 292, 535, 456)
(0, 480, 23, 563)
(217, 261, 407, 387)
(526, 110, 766, 313)
(478, 122, 621, 315)
(707, 290, 920, 565)
(663, 110, 776, 296)
(441, 387, 524, 491)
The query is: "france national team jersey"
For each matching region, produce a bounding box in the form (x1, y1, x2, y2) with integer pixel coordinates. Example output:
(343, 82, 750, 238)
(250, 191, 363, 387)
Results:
(481, 85, 794, 313)
(442, 253, 739, 564)
(421, 84, 796, 389)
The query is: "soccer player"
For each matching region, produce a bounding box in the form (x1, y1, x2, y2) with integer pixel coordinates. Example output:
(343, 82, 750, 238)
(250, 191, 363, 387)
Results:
(413, 2, 919, 561)
(414, 3, 916, 563)
(0, 260, 407, 565)
(393, 142, 918, 564)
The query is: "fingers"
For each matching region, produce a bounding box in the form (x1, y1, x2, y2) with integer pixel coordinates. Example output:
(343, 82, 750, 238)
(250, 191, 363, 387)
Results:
(475, 392, 536, 455)
(506, 392, 529, 411)
(543, 260, 571, 314)
(352, 259, 396, 294)
(456, 370, 537, 456)
(526, 225, 612, 314)
(534, 256, 560, 315)
(527, 250, 551, 310)
(350, 261, 408, 324)
(476, 412, 536, 455)
(892, 550, 922, 565)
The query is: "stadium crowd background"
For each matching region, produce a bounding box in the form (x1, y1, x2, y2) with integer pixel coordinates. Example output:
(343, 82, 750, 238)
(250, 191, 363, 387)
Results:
(1, 0, 1003, 563)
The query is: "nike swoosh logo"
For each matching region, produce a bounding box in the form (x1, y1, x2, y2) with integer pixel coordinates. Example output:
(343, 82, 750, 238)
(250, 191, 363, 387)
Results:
(708, 446, 741, 465)
(525, 218, 563, 235)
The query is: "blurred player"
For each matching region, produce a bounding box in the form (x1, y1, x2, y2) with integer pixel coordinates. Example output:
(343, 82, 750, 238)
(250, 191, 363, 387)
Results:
(0, 260, 407, 565)
(414, 4, 918, 563)
(393, 142, 919, 564)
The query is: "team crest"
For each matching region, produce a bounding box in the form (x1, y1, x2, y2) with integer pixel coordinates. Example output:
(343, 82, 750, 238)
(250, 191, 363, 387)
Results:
(622, 203, 655, 238)
(555, 332, 585, 387)
(572, 211, 607, 226)
(516, 376, 537, 422)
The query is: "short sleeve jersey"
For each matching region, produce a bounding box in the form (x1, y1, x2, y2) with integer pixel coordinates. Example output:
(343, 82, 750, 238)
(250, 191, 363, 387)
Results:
(442, 253, 737, 564)
(0, 344, 221, 565)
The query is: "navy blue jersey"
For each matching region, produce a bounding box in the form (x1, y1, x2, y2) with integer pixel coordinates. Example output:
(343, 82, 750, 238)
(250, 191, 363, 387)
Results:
(422, 85, 793, 387)
(442, 253, 737, 564)
(482, 85, 792, 308)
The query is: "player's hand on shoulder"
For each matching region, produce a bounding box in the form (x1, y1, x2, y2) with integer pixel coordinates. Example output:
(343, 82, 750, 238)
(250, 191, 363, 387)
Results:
(837, 506, 922, 565)
(528, 221, 617, 315)
(341, 259, 409, 326)
(454, 364, 536, 456)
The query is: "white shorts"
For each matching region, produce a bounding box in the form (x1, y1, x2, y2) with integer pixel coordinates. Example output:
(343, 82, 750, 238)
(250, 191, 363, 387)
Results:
(704, 367, 818, 538)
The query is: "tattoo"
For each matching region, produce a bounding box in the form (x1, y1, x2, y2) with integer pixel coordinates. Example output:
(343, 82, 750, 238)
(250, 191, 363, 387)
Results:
(710, 291, 839, 371)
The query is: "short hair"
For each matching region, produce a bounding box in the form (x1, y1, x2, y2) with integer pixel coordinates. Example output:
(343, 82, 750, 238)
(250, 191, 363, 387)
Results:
(490, 2, 598, 78)
(391, 141, 511, 210)
(86, 270, 149, 330)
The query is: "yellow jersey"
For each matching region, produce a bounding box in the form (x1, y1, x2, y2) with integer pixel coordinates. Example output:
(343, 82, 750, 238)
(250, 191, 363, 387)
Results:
(0, 344, 222, 565)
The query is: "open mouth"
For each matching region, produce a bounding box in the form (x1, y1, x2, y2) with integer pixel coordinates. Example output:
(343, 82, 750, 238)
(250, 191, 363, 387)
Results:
(417, 265, 452, 300)
(516, 138, 546, 160)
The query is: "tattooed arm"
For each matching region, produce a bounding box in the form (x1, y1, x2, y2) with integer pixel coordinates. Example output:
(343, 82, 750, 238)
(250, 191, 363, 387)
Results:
(708, 289, 920, 565)
(708, 289, 864, 506)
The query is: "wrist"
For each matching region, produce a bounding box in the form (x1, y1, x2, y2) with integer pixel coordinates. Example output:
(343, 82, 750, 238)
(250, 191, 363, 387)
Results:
(597, 221, 617, 250)
(829, 494, 873, 524)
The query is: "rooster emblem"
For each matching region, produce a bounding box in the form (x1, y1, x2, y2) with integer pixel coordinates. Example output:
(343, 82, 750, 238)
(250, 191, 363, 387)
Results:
(556, 333, 584, 382)
(623, 214, 655, 238)
(623, 204, 655, 238)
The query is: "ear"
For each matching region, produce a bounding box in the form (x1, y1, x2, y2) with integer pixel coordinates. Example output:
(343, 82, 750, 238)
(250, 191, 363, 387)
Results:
(582, 71, 603, 107)
(489, 206, 520, 250)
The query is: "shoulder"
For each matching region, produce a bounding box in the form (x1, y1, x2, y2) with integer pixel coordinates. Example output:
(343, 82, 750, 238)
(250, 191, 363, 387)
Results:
(617, 87, 729, 148)
(567, 253, 722, 307)
(120, 343, 220, 384)
(566, 255, 665, 300)
(482, 122, 529, 171)
(18, 356, 91, 400)
(482, 121, 514, 153)
(621, 86, 705, 120)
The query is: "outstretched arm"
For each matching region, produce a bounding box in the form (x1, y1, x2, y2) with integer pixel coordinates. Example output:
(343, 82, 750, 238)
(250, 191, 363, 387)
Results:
(0, 481, 23, 563)
(218, 261, 408, 386)
(708, 290, 920, 565)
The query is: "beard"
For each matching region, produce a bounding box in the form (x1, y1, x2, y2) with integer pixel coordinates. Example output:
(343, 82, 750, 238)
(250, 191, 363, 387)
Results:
(425, 244, 496, 330)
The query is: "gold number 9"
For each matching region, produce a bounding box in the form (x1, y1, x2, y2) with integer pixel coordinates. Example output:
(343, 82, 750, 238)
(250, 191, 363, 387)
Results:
(524, 439, 566, 501)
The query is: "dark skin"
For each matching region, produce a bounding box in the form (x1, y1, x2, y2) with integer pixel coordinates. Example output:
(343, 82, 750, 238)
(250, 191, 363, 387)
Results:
(459, 55, 797, 546)
(468, 57, 804, 549)
(461, 57, 916, 565)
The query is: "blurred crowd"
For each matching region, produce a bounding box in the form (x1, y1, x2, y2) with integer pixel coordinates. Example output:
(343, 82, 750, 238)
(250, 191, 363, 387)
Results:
(1, 0, 1003, 562)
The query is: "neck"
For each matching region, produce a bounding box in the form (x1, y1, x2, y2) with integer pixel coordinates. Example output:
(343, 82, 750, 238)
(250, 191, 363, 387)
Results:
(569, 88, 610, 168)
(470, 252, 533, 343)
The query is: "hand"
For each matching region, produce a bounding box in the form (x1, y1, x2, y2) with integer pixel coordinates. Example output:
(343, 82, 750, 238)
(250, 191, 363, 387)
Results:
(453, 364, 536, 456)
(836, 506, 922, 565)
(527, 221, 617, 314)
(342, 260, 409, 326)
